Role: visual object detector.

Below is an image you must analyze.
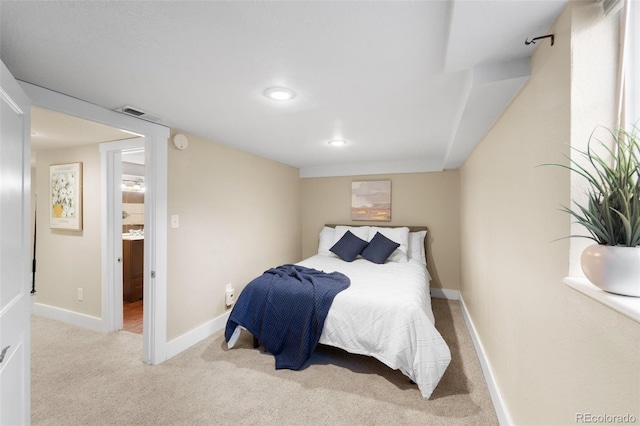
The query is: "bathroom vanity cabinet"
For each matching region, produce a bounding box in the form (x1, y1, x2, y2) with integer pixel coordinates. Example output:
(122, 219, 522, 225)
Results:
(123, 237, 144, 302)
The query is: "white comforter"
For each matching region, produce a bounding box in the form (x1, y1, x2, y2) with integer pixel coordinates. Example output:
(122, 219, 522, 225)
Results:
(298, 254, 451, 398)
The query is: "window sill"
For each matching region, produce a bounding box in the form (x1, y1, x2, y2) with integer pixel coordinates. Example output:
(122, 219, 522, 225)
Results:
(564, 277, 640, 323)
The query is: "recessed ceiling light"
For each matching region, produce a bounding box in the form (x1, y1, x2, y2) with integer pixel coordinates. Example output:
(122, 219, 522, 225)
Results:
(328, 139, 347, 147)
(264, 87, 296, 101)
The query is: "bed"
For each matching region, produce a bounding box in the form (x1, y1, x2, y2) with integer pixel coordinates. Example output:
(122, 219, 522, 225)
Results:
(226, 224, 451, 399)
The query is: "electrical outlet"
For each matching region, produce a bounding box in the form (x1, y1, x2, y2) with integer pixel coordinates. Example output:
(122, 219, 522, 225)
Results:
(77, 288, 83, 301)
(225, 283, 234, 307)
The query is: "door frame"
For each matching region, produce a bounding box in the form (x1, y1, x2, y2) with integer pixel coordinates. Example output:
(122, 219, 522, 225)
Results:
(21, 82, 170, 365)
(100, 138, 144, 333)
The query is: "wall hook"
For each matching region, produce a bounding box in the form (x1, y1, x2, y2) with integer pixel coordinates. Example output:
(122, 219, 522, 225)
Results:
(525, 34, 554, 46)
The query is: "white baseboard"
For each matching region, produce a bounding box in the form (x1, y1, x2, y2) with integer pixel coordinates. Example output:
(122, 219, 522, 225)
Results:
(166, 310, 231, 360)
(431, 288, 459, 300)
(32, 302, 105, 332)
(458, 296, 512, 426)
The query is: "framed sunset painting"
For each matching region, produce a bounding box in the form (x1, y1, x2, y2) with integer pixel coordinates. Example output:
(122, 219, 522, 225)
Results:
(351, 180, 391, 221)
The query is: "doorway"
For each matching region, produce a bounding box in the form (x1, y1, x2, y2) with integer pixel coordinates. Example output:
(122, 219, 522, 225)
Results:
(30, 108, 146, 337)
(121, 149, 145, 334)
(24, 81, 170, 365)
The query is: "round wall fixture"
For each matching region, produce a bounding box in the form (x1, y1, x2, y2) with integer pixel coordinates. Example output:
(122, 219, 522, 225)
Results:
(264, 87, 296, 101)
(173, 133, 189, 150)
(328, 139, 347, 147)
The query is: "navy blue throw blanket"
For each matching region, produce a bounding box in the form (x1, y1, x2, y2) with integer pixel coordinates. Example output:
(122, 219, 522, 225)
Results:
(225, 264, 350, 370)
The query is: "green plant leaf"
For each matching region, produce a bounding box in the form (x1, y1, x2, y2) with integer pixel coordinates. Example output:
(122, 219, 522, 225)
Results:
(544, 125, 640, 247)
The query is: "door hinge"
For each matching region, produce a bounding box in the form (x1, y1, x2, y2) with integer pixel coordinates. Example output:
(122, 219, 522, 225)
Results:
(151, 271, 156, 278)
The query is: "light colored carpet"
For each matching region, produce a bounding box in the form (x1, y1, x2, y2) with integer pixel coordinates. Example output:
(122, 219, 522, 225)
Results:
(31, 299, 498, 425)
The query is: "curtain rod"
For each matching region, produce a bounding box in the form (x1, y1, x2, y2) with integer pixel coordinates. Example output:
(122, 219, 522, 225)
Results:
(525, 34, 554, 46)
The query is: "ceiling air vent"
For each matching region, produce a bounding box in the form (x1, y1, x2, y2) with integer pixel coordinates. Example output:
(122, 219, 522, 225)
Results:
(123, 107, 145, 116)
(115, 105, 162, 123)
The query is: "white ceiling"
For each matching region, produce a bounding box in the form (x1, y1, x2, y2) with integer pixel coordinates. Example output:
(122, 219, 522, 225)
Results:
(0, 0, 568, 177)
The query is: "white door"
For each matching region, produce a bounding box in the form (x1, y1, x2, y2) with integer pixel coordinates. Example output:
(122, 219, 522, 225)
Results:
(0, 61, 31, 424)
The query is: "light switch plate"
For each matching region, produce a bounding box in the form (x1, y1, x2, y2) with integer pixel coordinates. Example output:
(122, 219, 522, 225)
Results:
(171, 215, 179, 228)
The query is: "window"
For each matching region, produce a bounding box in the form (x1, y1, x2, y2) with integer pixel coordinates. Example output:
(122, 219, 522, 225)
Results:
(623, 0, 638, 129)
(564, 0, 640, 323)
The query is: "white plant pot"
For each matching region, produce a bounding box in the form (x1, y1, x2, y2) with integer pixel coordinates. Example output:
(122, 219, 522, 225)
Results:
(580, 244, 640, 297)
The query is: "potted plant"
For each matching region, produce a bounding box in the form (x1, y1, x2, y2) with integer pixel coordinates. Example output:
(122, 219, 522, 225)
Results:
(552, 126, 640, 297)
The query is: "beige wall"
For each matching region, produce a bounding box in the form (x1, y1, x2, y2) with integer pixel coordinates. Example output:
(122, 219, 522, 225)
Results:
(167, 131, 301, 340)
(460, 3, 639, 424)
(301, 171, 460, 291)
(34, 145, 102, 318)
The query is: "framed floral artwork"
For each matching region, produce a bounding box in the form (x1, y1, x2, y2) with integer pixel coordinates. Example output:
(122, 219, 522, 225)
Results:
(49, 162, 83, 230)
(351, 180, 391, 221)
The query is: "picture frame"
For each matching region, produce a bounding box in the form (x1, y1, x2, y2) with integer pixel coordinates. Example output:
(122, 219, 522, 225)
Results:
(49, 162, 83, 230)
(351, 180, 391, 221)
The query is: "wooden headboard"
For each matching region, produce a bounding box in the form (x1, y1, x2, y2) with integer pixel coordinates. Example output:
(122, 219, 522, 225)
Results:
(326, 224, 428, 233)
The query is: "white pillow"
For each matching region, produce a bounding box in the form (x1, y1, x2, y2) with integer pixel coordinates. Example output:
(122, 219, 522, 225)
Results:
(332, 225, 371, 245)
(318, 226, 336, 256)
(368, 226, 409, 262)
(408, 230, 427, 265)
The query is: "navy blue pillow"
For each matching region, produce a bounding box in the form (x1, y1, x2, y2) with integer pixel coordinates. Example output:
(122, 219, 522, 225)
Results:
(330, 230, 369, 262)
(361, 232, 400, 264)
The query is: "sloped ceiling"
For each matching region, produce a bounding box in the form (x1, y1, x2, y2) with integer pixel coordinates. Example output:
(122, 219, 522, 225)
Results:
(0, 0, 567, 177)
